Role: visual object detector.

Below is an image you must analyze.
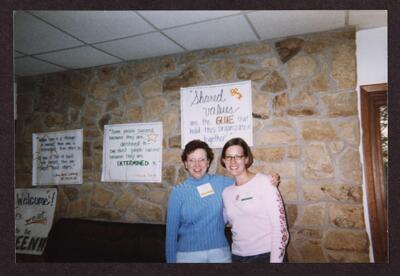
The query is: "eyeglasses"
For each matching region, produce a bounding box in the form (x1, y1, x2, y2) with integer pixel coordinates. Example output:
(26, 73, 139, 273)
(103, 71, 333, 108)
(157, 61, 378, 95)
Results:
(224, 155, 244, 162)
(187, 158, 208, 165)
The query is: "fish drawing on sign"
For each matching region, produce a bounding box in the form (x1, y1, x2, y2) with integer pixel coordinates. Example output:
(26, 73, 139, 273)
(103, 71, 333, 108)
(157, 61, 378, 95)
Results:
(25, 211, 48, 225)
(230, 88, 243, 100)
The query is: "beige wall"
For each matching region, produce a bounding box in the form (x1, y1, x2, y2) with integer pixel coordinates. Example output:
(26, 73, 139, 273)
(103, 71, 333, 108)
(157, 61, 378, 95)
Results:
(15, 27, 370, 262)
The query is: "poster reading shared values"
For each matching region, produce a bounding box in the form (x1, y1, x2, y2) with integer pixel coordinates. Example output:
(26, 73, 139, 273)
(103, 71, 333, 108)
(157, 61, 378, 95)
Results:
(15, 188, 57, 255)
(181, 80, 253, 148)
(32, 129, 83, 185)
(101, 122, 163, 183)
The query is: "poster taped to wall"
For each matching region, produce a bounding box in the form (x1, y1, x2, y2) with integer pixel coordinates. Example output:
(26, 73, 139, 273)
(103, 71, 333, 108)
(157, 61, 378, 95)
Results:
(15, 188, 57, 255)
(181, 80, 253, 148)
(32, 129, 83, 185)
(101, 122, 163, 183)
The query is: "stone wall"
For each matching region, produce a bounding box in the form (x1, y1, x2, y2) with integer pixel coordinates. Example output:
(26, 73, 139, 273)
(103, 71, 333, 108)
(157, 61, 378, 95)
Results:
(15, 27, 370, 262)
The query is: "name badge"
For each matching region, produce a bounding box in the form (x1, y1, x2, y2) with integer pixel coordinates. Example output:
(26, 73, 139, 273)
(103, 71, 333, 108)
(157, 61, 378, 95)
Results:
(236, 192, 254, 202)
(197, 183, 215, 198)
(241, 196, 253, 201)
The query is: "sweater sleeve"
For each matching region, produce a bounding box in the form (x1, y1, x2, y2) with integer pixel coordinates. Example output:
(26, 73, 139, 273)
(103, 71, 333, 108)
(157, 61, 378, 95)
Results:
(165, 187, 181, 263)
(265, 183, 289, 263)
(222, 196, 229, 225)
(222, 177, 233, 224)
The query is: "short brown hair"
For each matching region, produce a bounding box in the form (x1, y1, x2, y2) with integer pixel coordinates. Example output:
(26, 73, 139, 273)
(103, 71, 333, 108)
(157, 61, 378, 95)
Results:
(220, 137, 253, 169)
(181, 140, 214, 171)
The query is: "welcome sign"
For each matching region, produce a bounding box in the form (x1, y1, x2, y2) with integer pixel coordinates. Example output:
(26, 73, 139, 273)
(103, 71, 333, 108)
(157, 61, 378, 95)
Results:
(101, 122, 163, 182)
(181, 80, 253, 148)
(15, 188, 57, 255)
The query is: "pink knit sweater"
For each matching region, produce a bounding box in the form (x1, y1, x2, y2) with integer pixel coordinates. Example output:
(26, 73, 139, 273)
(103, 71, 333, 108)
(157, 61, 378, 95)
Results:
(222, 173, 289, 262)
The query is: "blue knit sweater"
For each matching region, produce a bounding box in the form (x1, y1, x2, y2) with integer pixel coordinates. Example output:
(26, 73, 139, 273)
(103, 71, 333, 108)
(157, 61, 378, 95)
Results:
(165, 173, 234, 263)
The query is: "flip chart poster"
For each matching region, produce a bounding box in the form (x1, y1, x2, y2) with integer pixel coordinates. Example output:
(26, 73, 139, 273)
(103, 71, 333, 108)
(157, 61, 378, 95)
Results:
(15, 188, 57, 255)
(101, 122, 163, 183)
(32, 129, 83, 185)
(181, 80, 253, 148)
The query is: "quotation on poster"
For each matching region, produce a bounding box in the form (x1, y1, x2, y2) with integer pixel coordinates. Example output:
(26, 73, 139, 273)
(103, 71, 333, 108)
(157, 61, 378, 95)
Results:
(15, 188, 57, 255)
(181, 80, 253, 148)
(101, 122, 163, 183)
(32, 129, 83, 185)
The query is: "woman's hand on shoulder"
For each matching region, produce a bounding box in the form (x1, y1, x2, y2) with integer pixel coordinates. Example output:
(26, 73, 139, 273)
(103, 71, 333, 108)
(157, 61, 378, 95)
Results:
(269, 172, 280, 187)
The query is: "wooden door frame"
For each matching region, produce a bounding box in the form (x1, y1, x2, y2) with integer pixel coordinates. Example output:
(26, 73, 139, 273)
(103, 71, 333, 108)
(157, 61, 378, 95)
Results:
(360, 83, 388, 263)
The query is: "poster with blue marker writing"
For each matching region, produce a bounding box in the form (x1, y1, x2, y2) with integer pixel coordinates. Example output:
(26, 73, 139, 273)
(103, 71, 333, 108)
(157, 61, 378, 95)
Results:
(15, 188, 57, 255)
(181, 80, 253, 148)
(32, 129, 83, 185)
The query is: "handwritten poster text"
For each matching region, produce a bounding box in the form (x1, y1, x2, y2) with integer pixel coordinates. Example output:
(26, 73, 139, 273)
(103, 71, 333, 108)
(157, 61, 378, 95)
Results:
(101, 122, 163, 182)
(181, 81, 253, 148)
(32, 129, 83, 185)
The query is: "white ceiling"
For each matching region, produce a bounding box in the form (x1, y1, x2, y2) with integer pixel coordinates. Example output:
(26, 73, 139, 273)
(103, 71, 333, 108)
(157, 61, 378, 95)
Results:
(14, 10, 387, 77)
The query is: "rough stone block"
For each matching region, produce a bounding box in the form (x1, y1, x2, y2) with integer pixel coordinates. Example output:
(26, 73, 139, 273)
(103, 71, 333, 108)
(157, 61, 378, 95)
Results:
(286, 204, 298, 228)
(291, 89, 318, 108)
(163, 65, 206, 92)
(115, 192, 134, 211)
(326, 251, 370, 263)
(303, 184, 328, 201)
(252, 147, 286, 162)
(288, 56, 317, 79)
(322, 92, 358, 117)
(275, 38, 304, 63)
(279, 179, 298, 202)
(255, 129, 297, 145)
(287, 144, 301, 159)
(324, 184, 363, 203)
(301, 120, 337, 140)
(234, 42, 272, 55)
(91, 184, 114, 207)
(260, 71, 287, 92)
(338, 148, 362, 183)
(210, 59, 235, 81)
(295, 228, 323, 239)
(273, 93, 288, 116)
(332, 43, 356, 89)
(160, 56, 177, 73)
(66, 198, 88, 218)
(88, 208, 122, 220)
(139, 77, 162, 98)
(336, 119, 360, 146)
(294, 239, 327, 263)
(303, 143, 334, 179)
(162, 166, 176, 184)
(298, 203, 325, 226)
(328, 204, 365, 229)
(143, 96, 168, 120)
(324, 230, 369, 252)
(131, 198, 163, 223)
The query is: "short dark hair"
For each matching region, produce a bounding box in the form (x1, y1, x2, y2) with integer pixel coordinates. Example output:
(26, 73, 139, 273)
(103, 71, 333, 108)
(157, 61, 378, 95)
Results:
(181, 140, 214, 171)
(220, 137, 253, 169)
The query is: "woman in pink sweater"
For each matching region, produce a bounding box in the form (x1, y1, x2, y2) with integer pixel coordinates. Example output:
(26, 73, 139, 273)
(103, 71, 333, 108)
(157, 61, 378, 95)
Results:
(221, 137, 289, 263)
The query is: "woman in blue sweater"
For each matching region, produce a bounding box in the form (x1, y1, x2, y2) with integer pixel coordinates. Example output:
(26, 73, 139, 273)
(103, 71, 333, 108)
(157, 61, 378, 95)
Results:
(165, 140, 279, 263)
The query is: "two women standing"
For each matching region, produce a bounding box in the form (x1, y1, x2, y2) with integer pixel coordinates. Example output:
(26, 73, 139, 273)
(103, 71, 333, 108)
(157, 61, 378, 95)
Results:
(165, 138, 288, 263)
